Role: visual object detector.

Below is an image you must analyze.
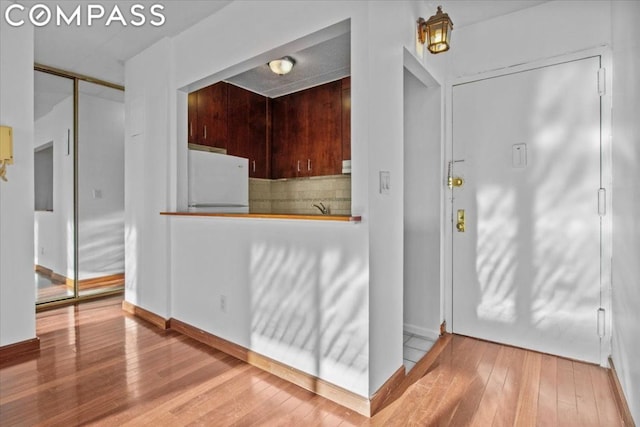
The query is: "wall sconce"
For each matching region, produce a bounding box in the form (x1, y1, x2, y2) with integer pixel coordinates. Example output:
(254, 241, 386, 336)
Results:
(417, 6, 453, 54)
(268, 56, 296, 75)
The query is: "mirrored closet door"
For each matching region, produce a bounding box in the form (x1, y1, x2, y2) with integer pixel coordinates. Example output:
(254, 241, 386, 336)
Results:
(34, 70, 75, 304)
(34, 68, 125, 305)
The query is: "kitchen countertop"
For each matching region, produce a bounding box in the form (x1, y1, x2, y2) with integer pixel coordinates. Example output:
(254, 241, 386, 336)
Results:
(160, 212, 362, 222)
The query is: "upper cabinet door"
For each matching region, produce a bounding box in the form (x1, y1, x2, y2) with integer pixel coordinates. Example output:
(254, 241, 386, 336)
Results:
(271, 80, 343, 179)
(341, 77, 351, 161)
(227, 84, 250, 156)
(227, 84, 268, 178)
(271, 96, 295, 178)
(188, 92, 199, 144)
(307, 80, 341, 176)
(249, 96, 269, 178)
(188, 83, 227, 148)
(200, 82, 228, 149)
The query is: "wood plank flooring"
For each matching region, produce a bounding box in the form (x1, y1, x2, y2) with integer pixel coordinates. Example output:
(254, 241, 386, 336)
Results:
(0, 296, 624, 426)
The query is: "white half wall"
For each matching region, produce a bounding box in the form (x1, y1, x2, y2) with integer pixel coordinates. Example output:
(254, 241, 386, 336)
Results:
(170, 217, 369, 396)
(0, 3, 35, 346)
(611, 1, 640, 423)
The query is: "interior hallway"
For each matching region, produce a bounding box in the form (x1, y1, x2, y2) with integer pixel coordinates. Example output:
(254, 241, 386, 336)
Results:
(0, 296, 624, 426)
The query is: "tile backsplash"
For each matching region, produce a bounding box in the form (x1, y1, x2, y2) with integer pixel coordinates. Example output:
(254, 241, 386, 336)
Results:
(249, 175, 351, 215)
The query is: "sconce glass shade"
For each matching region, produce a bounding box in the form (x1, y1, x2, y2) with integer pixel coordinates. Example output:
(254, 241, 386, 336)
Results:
(268, 56, 295, 75)
(418, 6, 453, 54)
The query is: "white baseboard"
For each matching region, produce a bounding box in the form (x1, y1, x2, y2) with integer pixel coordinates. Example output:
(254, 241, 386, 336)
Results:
(403, 323, 439, 341)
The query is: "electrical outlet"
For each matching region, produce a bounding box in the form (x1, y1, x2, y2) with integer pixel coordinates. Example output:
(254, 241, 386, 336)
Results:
(220, 295, 227, 313)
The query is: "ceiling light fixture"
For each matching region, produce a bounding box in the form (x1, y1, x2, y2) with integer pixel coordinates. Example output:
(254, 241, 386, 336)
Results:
(417, 6, 453, 54)
(268, 56, 295, 75)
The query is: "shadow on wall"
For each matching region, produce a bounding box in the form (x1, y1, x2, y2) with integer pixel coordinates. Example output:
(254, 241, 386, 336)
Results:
(249, 239, 368, 391)
(78, 211, 125, 279)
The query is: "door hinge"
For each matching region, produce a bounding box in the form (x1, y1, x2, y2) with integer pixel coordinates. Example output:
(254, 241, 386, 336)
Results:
(598, 68, 606, 96)
(597, 308, 605, 338)
(598, 188, 606, 216)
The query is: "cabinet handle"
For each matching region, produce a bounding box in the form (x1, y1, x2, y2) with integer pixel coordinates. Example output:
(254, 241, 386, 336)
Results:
(189, 122, 193, 137)
(252, 160, 256, 173)
(297, 160, 301, 172)
(203, 125, 207, 139)
(308, 159, 311, 171)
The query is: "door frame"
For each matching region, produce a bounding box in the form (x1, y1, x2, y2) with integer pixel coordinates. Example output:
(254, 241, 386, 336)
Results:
(442, 46, 613, 366)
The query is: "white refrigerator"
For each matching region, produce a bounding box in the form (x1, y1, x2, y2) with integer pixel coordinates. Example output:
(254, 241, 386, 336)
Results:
(188, 150, 249, 213)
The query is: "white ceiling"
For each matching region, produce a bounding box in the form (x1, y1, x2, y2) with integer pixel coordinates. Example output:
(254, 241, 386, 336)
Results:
(226, 32, 351, 99)
(25, 0, 231, 85)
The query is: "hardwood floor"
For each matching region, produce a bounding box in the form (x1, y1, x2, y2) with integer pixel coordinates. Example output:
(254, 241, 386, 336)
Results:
(0, 297, 624, 426)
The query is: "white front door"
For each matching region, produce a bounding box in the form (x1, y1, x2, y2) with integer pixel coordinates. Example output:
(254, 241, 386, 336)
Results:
(451, 56, 603, 363)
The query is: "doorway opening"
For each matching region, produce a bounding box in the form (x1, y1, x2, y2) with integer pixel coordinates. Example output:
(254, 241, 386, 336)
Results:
(402, 52, 442, 372)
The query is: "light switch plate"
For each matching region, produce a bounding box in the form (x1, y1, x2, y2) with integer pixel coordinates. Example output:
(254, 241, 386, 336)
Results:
(380, 171, 390, 194)
(512, 143, 527, 168)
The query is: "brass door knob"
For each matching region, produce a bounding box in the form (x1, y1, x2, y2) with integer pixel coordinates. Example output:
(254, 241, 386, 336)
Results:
(448, 176, 464, 188)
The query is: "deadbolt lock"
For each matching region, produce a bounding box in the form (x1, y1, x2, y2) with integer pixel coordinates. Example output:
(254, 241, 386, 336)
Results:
(456, 209, 465, 232)
(448, 176, 464, 188)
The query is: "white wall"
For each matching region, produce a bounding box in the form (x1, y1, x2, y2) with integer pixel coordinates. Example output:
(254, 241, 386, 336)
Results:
(450, 1, 612, 79)
(124, 37, 173, 318)
(78, 93, 125, 279)
(126, 0, 445, 397)
(403, 66, 441, 340)
(366, 0, 447, 396)
(34, 96, 74, 278)
(611, 1, 640, 423)
(0, 2, 35, 346)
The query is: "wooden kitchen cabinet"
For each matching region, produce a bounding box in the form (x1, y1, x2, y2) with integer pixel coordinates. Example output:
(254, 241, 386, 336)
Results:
(188, 77, 349, 180)
(227, 84, 269, 178)
(188, 82, 228, 149)
(271, 80, 342, 178)
(341, 77, 351, 161)
(308, 80, 341, 176)
(187, 91, 199, 144)
(272, 89, 307, 178)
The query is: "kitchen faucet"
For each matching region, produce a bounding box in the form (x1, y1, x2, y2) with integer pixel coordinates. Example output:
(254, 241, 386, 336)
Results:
(313, 202, 329, 215)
